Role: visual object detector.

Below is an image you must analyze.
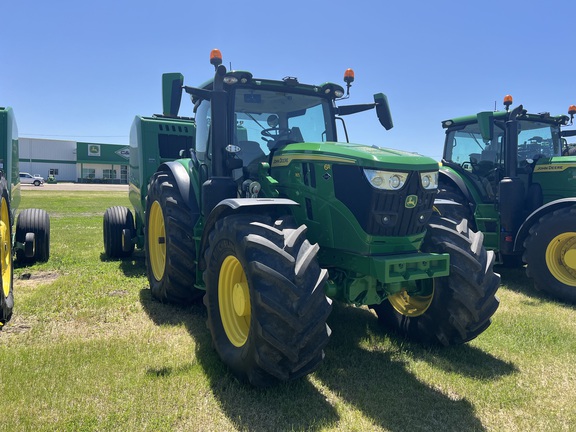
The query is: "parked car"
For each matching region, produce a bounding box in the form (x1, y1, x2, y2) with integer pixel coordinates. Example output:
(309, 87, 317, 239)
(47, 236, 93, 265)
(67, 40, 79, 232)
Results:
(20, 172, 44, 186)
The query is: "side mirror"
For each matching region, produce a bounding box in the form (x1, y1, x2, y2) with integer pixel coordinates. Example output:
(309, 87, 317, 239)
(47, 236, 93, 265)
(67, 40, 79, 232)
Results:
(374, 93, 393, 130)
(162, 73, 184, 117)
(477, 112, 494, 142)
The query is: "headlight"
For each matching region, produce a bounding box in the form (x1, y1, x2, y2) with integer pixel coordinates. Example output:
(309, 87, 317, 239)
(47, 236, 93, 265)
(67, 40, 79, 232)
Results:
(363, 169, 408, 190)
(419, 171, 438, 190)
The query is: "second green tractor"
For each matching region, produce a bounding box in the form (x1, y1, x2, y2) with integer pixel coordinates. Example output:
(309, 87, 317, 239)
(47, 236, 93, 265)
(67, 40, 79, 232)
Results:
(438, 95, 576, 303)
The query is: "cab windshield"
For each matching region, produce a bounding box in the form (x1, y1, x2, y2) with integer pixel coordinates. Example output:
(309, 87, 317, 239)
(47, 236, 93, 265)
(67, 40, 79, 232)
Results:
(232, 88, 335, 158)
(444, 120, 563, 168)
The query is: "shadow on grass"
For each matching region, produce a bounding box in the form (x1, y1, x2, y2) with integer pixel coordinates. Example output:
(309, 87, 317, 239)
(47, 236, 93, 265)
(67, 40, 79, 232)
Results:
(100, 250, 147, 278)
(496, 265, 576, 308)
(313, 303, 517, 432)
(139, 288, 339, 431)
(139, 288, 517, 431)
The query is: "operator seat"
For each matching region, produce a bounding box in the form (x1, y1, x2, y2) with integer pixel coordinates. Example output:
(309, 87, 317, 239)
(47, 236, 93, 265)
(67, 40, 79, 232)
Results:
(236, 141, 267, 181)
(475, 149, 497, 176)
(238, 141, 265, 166)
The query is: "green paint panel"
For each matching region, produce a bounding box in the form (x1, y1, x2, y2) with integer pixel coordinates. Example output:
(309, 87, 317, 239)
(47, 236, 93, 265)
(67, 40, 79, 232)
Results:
(0, 107, 21, 215)
(532, 157, 576, 203)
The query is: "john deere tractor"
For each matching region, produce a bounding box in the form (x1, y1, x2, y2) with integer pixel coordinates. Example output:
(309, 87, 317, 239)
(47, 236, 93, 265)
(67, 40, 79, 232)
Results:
(437, 95, 576, 303)
(0, 107, 51, 329)
(104, 50, 499, 386)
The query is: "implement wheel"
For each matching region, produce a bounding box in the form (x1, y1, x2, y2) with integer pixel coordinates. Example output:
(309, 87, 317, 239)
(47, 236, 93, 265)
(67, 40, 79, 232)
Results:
(372, 216, 500, 345)
(15, 208, 50, 264)
(145, 170, 202, 304)
(203, 214, 331, 387)
(103, 206, 134, 258)
(0, 183, 13, 329)
(523, 206, 576, 303)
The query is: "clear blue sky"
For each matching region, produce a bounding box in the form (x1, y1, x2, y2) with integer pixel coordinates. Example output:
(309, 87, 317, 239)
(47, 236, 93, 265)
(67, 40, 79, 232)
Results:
(2, 1, 574, 160)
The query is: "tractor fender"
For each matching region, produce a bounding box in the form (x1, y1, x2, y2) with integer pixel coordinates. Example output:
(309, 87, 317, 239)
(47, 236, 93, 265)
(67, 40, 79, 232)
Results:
(514, 198, 576, 252)
(199, 198, 299, 265)
(156, 160, 198, 212)
(439, 168, 474, 204)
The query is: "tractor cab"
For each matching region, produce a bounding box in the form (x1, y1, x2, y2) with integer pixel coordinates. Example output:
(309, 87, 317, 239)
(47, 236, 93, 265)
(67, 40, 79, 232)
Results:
(441, 95, 570, 207)
(193, 80, 339, 182)
(165, 50, 393, 192)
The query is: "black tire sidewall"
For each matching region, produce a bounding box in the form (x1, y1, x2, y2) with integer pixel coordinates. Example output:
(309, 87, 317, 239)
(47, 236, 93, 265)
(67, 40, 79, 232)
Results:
(0, 182, 13, 326)
(436, 181, 475, 228)
(373, 216, 499, 345)
(204, 221, 260, 378)
(15, 208, 50, 264)
(203, 213, 331, 385)
(145, 170, 201, 303)
(145, 176, 171, 299)
(524, 207, 576, 302)
(103, 206, 134, 258)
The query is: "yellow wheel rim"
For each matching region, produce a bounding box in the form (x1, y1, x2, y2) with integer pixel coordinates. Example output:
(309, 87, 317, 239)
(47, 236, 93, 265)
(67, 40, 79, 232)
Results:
(219, 255, 251, 347)
(0, 197, 11, 298)
(545, 232, 576, 286)
(148, 201, 166, 282)
(388, 281, 434, 317)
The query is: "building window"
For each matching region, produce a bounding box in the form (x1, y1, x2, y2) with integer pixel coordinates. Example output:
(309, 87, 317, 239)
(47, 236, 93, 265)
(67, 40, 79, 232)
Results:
(103, 169, 117, 179)
(82, 168, 95, 179)
(120, 165, 128, 183)
(50, 168, 59, 175)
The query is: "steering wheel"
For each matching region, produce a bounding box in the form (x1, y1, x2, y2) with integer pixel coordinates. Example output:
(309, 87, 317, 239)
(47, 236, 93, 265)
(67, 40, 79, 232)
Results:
(261, 127, 290, 138)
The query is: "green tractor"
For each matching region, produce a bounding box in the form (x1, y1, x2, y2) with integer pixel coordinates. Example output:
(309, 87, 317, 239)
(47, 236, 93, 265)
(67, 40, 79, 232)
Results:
(0, 107, 51, 329)
(104, 50, 499, 386)
(437, 95, 576, 303)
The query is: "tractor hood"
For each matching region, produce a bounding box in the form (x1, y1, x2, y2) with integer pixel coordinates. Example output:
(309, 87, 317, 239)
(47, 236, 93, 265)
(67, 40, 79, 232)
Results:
(271, 141, 439, 171)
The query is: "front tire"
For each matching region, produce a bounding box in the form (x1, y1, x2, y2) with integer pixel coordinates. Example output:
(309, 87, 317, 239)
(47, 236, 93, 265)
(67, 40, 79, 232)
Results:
(145, 170, 202, 304)
(436, 181, 474, 227)
(523, 206, 576, 303)
(15, 208, 50, 264)
(203, 214, 332, 387)
(372, 216, 500, 345)
(0, 183, 13, 329)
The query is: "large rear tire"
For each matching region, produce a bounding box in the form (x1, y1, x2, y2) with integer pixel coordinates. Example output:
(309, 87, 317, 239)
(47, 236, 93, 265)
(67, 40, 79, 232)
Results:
(15, 208, 50, 264)
(103, 206, 135, 258)
(203, 214, 332, 387)
(523, 206, 576, 303)
(145, 170, 203, 304)
(0, 183, 13, 329)
(372, 216, 500, 345)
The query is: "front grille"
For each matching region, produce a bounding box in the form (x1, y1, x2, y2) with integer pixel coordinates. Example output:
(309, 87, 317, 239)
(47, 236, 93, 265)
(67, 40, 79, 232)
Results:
(333, 165, 435, 237)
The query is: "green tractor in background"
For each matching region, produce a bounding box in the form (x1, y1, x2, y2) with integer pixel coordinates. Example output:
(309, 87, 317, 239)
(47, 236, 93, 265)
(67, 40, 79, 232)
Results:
(104, 50, 499, 386)
(437, 95, 576, 303)
(0, 107, 51, 330)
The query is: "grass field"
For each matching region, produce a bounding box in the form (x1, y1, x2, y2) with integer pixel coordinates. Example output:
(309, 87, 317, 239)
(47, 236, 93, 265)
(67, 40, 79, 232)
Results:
(1, 189, 575, 431)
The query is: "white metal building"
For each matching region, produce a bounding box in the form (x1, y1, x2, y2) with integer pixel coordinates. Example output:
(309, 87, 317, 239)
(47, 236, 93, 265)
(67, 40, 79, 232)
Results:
(18, 138, 129, 183)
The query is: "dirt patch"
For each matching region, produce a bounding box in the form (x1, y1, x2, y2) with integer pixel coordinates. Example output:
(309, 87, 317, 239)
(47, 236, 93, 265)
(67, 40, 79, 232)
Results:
(16, 271, 60, 287)
(0, 319, 33, 336)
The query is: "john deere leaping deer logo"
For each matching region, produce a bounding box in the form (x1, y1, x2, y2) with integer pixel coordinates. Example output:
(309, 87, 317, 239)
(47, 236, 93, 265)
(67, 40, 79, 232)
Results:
(88, 145, 101, 157)
(405, 195, 418, 208)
